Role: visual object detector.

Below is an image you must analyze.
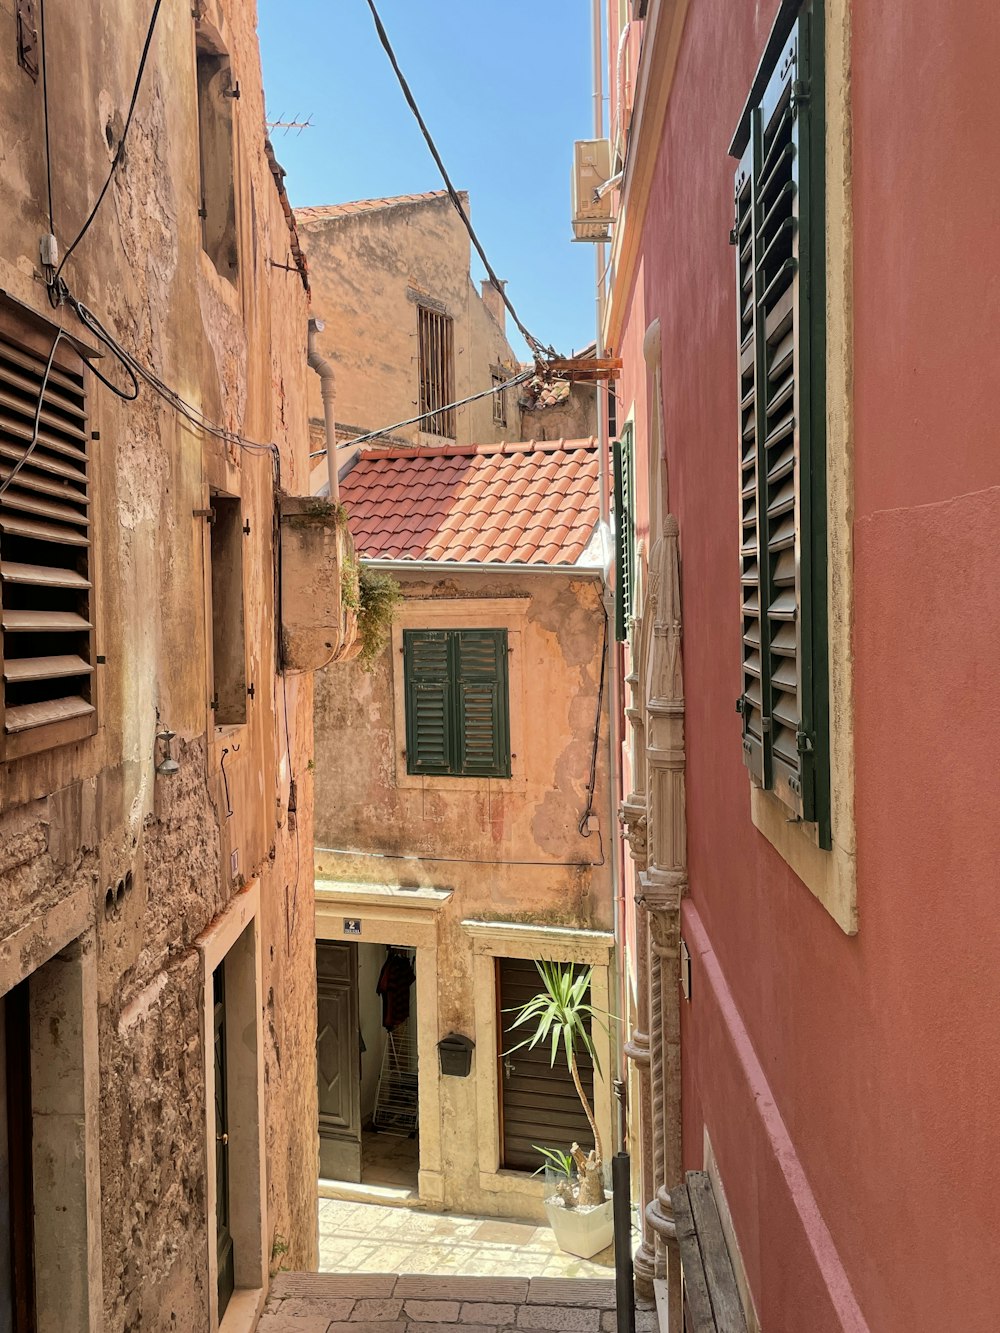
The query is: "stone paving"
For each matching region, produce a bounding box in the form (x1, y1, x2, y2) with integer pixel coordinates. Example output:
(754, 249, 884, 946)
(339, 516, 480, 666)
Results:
(258, 1273, 658, 1333)
(318, 1199, 616, 1280)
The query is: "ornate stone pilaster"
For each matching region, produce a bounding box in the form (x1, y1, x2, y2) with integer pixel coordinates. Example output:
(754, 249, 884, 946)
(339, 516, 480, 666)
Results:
(623, 896, 655, 1295)
(636, 515, 685, 1326)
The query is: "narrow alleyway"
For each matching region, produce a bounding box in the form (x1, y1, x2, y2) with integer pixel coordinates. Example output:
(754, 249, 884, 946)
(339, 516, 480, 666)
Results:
(259, 1273, 657, 1333)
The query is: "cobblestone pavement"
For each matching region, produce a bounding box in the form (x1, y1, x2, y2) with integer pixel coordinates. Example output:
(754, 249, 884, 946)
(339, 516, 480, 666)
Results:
(258, 1273, 658, 1333)
(318, 1199, 616, 1280)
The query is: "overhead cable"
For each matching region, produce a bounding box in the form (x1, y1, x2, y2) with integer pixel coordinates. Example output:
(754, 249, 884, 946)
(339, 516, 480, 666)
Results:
(361, 0, 556, 363)
(309, 368, 536, 457)
(54, 0, 162, 283)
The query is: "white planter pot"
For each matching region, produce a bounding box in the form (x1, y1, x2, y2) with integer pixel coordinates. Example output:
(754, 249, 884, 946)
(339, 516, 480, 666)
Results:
(544, 1193, 615, 1259)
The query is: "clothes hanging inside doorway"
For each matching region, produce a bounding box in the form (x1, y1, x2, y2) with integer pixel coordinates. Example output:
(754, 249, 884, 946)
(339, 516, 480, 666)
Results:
(376, 947, 415, 1030)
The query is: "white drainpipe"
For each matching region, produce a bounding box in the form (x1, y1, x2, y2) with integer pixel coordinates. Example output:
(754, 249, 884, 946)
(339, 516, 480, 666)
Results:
(307, 317, 339, 502)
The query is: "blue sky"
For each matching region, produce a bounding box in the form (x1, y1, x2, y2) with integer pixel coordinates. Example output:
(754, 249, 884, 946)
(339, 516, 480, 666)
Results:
(257, 0, 600, 360)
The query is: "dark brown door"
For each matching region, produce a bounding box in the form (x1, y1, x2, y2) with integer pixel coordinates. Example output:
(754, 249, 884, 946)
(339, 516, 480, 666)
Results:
(496, 957, 596, 1172)
(214, 965, 234, 1319)
(316, 942, 361, 1182)
(4, 980, 36, 1333)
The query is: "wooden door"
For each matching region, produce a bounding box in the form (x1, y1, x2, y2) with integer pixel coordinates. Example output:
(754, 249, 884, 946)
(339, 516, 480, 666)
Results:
(316, 942, 361, 1182)
(496, 957, 596, 1172)
(4, 980, 36, 1333)
(213, 965, 234, 1319)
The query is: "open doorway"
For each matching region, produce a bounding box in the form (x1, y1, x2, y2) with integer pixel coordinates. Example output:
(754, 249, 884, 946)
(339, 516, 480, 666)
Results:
(317, 941, 419, 1193)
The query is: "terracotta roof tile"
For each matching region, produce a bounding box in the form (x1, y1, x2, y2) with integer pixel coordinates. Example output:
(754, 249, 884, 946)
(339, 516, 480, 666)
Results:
(340, 438, 600, 566)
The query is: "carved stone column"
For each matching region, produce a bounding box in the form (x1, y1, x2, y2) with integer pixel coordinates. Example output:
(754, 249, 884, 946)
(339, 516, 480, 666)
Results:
(637, 516, 685, 1325)
(620, 796, 654, 1295)
(620, 570, 656, 1297)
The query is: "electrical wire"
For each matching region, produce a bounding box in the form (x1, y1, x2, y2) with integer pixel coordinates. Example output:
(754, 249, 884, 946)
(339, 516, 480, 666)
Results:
(361, 0, 556, 363)
(309, 368, 536, 457)
(54, 0, 162, 283)
(0, 327, 66, 500)
(39, 0, 54, 236)
(64, 293, 277, 464)
(578, 608, 609, 837)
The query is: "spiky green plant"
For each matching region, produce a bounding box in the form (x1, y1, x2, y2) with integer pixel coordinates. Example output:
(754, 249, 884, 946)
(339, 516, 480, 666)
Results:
(507, 959, 609, 1206)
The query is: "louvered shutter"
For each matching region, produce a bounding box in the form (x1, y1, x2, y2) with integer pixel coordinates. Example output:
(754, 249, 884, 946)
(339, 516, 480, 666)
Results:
(613, 427, 635, 643)
(0, 308, 96, 760)
(734, 140, 765, 784)
(403, 630, 452, 774)
(734, 13, 827, 833)
(455, 629, 509, 777)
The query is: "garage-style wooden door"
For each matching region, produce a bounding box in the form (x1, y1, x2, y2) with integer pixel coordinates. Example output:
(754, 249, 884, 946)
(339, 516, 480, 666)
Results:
(496, 957, 596, 1172)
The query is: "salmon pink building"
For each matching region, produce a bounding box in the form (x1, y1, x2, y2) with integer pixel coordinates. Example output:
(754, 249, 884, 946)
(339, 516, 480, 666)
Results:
(604, 1, 1000, 1329)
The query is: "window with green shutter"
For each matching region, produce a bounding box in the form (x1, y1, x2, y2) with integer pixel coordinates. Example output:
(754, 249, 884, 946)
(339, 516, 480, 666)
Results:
(613, 425, 636, 643)
(731, 1, 830, 848)
(403, 628, 511, 778)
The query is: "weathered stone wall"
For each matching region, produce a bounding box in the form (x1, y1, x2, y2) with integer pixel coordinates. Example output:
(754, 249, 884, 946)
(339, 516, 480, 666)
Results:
(0, 0, 319, 1326)
(299, 196, 521, 455)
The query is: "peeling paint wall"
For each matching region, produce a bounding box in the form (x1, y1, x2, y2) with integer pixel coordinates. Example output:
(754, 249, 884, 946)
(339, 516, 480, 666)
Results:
(0, 0, 319, 1327)
(298, 196, 521, 456)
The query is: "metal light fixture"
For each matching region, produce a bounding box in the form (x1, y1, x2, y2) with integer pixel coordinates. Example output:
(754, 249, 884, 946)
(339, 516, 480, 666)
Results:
(155, 728, 180, 777)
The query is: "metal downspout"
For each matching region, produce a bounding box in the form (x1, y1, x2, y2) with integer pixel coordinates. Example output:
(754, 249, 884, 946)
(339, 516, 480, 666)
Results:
(307, 317, 339, 502)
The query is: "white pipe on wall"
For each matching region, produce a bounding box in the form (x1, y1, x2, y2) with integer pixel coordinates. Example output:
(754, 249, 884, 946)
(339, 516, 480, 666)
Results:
(307, 317, 339, 502)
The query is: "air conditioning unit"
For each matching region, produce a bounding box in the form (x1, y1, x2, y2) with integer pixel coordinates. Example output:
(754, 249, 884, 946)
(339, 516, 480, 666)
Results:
(571, 138, 613, 242)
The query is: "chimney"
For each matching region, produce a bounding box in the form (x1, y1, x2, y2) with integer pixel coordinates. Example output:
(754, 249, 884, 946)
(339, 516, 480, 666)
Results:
(481, 279, 506, 332)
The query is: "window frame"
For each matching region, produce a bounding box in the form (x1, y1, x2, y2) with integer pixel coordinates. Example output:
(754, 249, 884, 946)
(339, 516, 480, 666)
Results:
(731, 1, 830, 847)
(402, 627, 511, 780)
(491, 371, 507, 427)
(417, 305, 456, 438)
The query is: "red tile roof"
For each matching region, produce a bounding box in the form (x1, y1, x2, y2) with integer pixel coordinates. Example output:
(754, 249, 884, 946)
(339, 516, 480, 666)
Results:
(295, 192, 450, 225)
(340, 439, 600, 566)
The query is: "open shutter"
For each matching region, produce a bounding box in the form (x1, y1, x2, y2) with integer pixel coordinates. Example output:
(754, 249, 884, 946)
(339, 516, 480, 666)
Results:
(0, 309, 96, 760)
(403, 630, 452, 774)
(757, 27, 804, 816)
(734, 11, 827, 832)
(734, 139, 766, 784)
(455, 629, 509, 777)
(613, 427, 635, 643)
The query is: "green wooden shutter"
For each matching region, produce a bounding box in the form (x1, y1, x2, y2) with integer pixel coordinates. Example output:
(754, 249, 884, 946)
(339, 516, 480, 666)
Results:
(403, 630, 453, 774)
(734, 7, 829, 842)
(735, 139, 766, 784)
(455, 630, 510, 777)
(613, 426, 635, 643)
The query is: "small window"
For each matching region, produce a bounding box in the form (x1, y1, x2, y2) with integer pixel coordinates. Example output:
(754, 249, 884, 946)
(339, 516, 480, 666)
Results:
(0, 302, 96, 760)
(209, 493, 247, 726)
(492, 372, 507, 427)
(403, 628, 510, 778)
(613, 425, 635, 642)
(196, 37, 238, 281)
(732, 2, 829, 844)
(417, 307, 455, 438)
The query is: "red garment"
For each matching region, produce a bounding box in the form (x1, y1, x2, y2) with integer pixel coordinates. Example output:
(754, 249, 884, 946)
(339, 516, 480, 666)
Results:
(376, 950, 415, 1030)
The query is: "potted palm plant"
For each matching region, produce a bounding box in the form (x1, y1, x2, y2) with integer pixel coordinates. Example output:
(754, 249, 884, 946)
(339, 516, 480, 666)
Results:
(507, 960, 614, 1259)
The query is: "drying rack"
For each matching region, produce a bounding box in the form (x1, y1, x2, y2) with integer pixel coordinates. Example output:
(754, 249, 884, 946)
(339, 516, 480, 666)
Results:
(372, 1020, 419, 1136)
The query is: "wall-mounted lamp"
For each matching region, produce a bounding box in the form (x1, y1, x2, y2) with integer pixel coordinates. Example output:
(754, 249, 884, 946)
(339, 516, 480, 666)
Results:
(156, 728, 180, 777)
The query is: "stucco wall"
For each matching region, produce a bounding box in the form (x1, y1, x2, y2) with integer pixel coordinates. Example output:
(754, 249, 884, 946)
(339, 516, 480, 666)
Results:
(313, 566, 614, 1217)
(0, 0, 319, 1327)
(611, 0, 1000, 1329)
(299, 197, 520, 452)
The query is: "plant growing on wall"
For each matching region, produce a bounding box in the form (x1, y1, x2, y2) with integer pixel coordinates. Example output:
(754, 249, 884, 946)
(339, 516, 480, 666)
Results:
(341, 558, 403, 671)
(507, 959, 607, 1208)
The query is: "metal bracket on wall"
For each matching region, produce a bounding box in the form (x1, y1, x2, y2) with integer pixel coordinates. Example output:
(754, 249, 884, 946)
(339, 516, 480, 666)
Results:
(16, 0, 39, 81)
